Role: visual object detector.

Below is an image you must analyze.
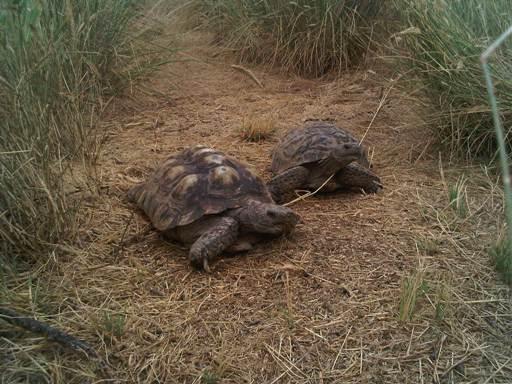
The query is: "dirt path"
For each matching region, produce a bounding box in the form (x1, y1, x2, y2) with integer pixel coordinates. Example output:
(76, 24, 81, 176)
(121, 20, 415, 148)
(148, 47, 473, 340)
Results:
(61, 33, 510, 383)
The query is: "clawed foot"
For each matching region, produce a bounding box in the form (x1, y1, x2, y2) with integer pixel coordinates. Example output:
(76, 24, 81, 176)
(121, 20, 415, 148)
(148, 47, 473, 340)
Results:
(362, 181, 383, 194)
(189, 249, 212, 273)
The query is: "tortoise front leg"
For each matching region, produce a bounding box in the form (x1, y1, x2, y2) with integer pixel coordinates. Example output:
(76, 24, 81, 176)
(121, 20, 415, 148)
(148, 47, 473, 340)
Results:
(267, 166, 309, 204)
(334, 163, 383, 193)
(189, 217, 239, 272)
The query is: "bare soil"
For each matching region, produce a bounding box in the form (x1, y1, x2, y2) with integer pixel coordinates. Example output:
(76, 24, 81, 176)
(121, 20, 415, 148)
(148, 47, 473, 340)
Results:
(53, 32, 511, 383)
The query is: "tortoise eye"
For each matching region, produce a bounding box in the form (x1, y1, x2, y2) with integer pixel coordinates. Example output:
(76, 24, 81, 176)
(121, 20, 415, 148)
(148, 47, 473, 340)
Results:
(267, 210, 277, 218)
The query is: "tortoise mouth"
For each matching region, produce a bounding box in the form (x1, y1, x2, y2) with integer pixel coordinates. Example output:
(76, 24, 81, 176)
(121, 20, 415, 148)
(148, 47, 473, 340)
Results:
(267, 210, 300, 235)
(333, 144, 363, 164)
(280, 215, 300, 234)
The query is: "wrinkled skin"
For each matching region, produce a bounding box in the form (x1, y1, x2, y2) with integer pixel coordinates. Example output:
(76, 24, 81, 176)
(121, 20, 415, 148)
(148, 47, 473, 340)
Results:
(165, 200, 300, 271)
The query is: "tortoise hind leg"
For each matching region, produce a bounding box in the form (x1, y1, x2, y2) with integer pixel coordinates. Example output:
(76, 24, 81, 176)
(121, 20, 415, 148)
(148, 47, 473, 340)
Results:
(189, 217, 239, 272)
(267, 166, 309, 204)
(334, 163, 382, 193)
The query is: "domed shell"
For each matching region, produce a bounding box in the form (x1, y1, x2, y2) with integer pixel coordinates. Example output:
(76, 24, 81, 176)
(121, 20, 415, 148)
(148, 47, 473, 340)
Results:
(271, 120, 369, 174)
(128, 146, 272, 231)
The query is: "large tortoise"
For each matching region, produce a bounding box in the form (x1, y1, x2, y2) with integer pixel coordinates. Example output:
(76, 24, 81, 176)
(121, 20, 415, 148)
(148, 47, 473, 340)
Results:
(128, 145, 300, 271)
(268, 120, 382, 203)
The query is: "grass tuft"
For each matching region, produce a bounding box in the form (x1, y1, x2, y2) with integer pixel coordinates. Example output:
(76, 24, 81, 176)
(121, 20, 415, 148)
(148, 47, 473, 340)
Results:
(239, 116, 275, 142)
(101, 312, 127, 338)
(0, 0, 166, 263)
(448, 176, 468, 218)
(197, 0, 385, 76)
(0, 1, 174, 380)
(391, 0, 512, 159)
(201, 370, 220, 384)
(399, 269, 428, 322)
(489, 239, 512, 285)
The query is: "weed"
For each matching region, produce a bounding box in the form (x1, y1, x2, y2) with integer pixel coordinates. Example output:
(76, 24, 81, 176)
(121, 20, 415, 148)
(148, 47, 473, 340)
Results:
(201, 370, 220, 384)
(101, 312, 127, 338)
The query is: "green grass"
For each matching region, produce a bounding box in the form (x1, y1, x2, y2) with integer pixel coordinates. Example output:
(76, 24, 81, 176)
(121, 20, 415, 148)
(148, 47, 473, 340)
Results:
(490, 239, 512, 285)
(398, 269, 428, 322)
(101, 312, 127, 338)
(0, 0, 160, 263)
(201, 370, 220, 384)
(391, 0, 512, 159)
(448, 176, 468, 218)
(0, 1, 172, 380)
(197, 0, 385, 76)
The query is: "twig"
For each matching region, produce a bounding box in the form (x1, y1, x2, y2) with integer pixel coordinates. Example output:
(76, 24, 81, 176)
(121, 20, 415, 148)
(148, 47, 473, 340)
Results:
(419, 359, 424, 384)
(482, 357, 512, 384)
(440, 351, 473, 378)
(283, 174, 335, 207)
(331, 326, 352, 370)
(359, 75, 401, 144)
(0, 307, 98, 359)
(433, 334, 447, 383)
(231, 64, 264, 88)
(119, 223, 153, 247)
(112, 211, 135, 260)
(359, 337, 363, 374)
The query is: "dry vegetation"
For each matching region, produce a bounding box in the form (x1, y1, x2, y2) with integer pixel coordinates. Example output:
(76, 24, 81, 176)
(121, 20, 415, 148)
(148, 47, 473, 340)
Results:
(3, 29, 511, 382)
(2, 2, 512, 383)
(196, 0, 384, 76)
(239, 115, 276, 142)
(391, 0, 512, 159)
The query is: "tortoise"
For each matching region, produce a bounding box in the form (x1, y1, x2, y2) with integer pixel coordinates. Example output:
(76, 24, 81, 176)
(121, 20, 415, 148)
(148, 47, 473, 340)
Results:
(128, 145, 300, 271)
(267, 120, 382, 203)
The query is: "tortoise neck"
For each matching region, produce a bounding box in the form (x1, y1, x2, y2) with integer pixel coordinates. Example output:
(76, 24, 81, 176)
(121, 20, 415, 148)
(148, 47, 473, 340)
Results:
(230, 201, 264, 229)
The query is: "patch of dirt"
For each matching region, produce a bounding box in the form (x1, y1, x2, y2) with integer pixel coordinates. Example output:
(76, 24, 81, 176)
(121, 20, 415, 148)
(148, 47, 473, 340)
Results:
(58, 33, 511, 383)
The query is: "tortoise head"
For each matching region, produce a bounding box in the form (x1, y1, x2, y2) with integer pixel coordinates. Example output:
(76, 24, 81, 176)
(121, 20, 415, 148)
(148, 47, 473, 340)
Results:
(238, 201, 300, 235)
(331, 141, 364, 167)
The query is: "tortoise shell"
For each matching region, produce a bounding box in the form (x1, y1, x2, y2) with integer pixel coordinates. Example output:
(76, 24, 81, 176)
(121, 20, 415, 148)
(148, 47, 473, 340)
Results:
(128, 146, 273, 231)
(271, 120, 369, 174)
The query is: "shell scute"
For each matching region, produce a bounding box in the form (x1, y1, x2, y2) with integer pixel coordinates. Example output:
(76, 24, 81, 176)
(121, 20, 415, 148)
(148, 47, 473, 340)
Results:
(128, 146, 272, 231)
(271, 120, 367, 174)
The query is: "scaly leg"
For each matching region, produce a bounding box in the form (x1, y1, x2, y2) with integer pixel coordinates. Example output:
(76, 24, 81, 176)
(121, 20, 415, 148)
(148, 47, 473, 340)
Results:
(267, 166, 309, 204)
(189, 217, 239, 272)
(334, 163, 382, 193)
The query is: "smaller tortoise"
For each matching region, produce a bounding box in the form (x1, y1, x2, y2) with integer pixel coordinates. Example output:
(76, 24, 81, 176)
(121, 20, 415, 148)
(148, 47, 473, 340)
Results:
(268, 120, 382, 203)
(128, 146, 300, 271)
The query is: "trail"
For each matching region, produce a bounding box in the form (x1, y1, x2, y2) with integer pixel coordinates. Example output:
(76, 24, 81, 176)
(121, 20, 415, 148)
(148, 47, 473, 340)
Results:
(61, 32, 509, 383)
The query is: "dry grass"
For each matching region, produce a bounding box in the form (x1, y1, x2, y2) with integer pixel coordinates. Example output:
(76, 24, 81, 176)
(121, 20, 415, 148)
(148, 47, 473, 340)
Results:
(2, 30, 511, 383)
(196, 0, 385, 76)
(391, 0, 512, 159)
(398, 267, 426, 322)
(239, 115, 276, 142)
